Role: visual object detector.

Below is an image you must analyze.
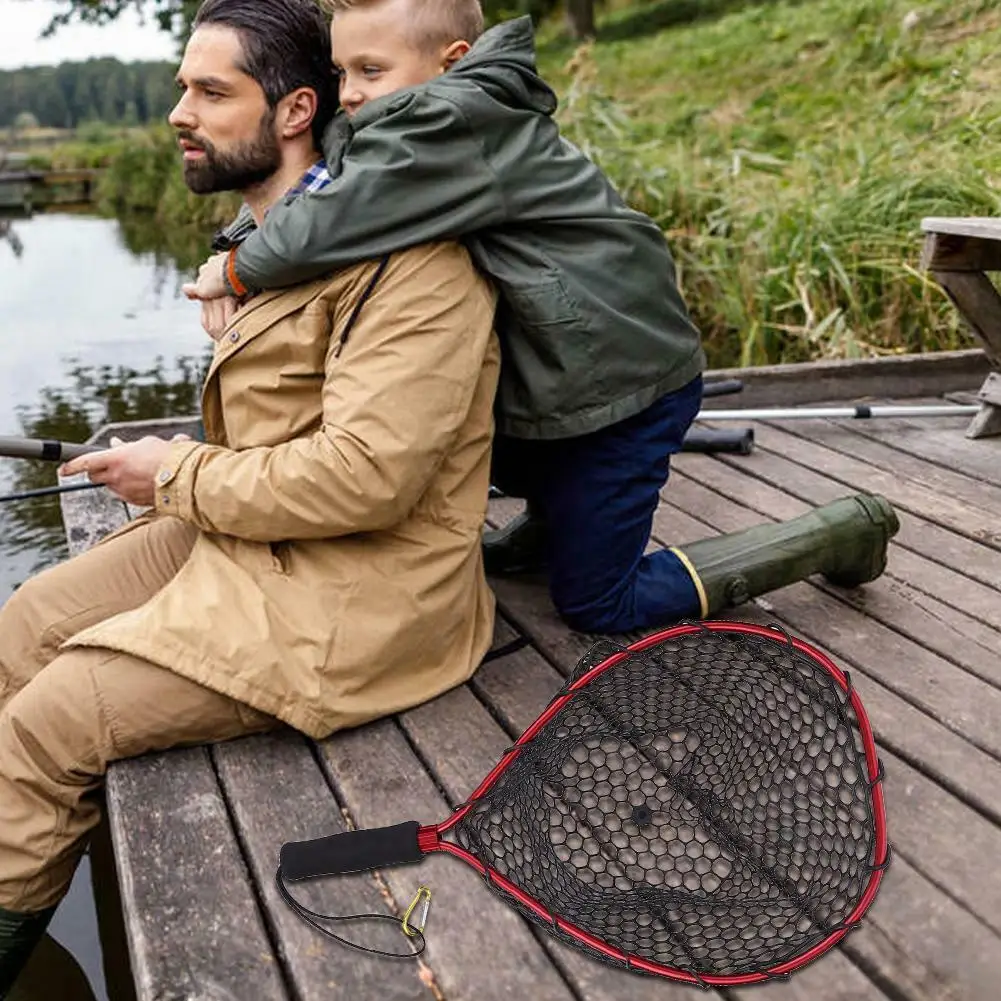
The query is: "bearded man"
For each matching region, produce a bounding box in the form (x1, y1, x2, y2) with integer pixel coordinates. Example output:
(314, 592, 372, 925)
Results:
(0, 0, 499, 992)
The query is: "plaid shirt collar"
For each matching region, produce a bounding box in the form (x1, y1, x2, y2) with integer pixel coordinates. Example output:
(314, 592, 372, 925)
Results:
(288, 158, 333, 197)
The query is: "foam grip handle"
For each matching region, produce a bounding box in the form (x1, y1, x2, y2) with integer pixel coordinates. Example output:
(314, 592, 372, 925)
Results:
(280, 821, 424, 881)
(682, 427, 755, 455)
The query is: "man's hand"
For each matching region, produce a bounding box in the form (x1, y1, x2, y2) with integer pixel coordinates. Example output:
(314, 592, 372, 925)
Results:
(201, 296, 239, 341)
(59, 435, 192, 507)
(182, 252, 230, 301)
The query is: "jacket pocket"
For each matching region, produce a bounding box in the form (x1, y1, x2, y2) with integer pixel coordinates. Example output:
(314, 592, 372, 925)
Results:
(497, 275, 593, 419)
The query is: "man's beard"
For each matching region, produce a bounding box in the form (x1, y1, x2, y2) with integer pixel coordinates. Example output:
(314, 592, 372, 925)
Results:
(179, 108, 282, 195)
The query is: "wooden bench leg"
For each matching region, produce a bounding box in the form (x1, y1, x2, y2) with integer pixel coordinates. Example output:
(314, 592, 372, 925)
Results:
(966, 371, 1001, 438)
(930, 270, 1001, 438)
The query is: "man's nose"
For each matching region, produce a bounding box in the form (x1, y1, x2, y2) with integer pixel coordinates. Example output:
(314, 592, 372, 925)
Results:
(168, 93, 196, 130)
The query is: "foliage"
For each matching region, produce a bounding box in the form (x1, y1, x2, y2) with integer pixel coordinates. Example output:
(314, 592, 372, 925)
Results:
(94, 124, 241, 255)
(0, 58, 177, 129)
(543, 0, 1001, 365)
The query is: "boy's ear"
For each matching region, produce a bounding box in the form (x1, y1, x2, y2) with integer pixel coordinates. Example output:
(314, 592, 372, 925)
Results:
(440, 39, 471, 72)
(279, 86, 319, 140)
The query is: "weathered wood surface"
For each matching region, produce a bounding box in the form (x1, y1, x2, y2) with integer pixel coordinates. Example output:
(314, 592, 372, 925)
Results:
(921, 215, 1001, 241)
(57, 365, 1001, 1001)
(920, 217, 1001, 436)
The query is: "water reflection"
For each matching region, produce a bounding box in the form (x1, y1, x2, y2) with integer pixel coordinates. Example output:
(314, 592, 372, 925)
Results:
(0, 208, 216, 1000)
(1, 355, 210, 577)
(0, 210, 215, 599)
(0, 218, 24, 258)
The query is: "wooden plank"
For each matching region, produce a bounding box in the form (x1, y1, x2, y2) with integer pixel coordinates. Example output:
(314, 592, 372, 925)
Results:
(701, 419, 1001, 547)
(810, 406, 1001, 489)
(316, 717, 578, 1001)
(921, 216, 1001, 242)
(830, 849, 1001, 1001)
(212, 730, 432, 1001)
(920, 230, 1001, 272)
(701, 350, 989, 409)
(666, 460, 1001, 682)
(977, 371, 1001, 407)
(928, 270, 1001, 369)
(106, 750, 290, 1001)
(473, 624, 892, 1001)
(764, 413, 1001, 517)
(964, 398, 1001, 439)
(685, 429, 1001, 583)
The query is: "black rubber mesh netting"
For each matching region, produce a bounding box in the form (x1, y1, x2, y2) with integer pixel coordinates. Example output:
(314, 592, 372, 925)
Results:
(454, 627, 878, 978)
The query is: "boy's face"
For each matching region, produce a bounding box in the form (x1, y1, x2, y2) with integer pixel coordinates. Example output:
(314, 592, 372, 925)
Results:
(332, 1, 461, 116)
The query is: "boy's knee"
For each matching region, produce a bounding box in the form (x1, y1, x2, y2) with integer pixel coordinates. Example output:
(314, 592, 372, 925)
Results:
(553, 589, 629, 635)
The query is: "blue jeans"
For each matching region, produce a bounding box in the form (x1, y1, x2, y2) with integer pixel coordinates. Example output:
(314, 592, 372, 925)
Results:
(491, 376, 704, 633)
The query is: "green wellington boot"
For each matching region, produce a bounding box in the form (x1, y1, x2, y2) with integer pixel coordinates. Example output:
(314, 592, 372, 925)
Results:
(669, 493, 900, 617)
(483, 505, 549, 576)
(0, 906, 56, 999)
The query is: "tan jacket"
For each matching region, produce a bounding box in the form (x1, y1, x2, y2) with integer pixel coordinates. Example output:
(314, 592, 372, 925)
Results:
(66, 243, 500, 739)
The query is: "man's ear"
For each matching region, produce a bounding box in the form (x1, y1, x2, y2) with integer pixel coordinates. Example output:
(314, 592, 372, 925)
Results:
(440, 39, 471, 72)
(278, 86, 319, 140)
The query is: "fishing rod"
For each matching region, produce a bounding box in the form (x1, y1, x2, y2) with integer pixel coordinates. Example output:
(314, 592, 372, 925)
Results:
(0, 436, 102, 463)
(0, 436, 107, 504)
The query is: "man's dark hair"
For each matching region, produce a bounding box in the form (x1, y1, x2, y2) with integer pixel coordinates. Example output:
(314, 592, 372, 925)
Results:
(194, 0, 338, 143)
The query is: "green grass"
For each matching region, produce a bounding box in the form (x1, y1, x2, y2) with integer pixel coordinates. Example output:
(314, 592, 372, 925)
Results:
(538, 0, 1001, 365)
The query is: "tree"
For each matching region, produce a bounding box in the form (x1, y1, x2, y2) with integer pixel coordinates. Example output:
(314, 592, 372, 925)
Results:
(29, 0, 198, 47)
(13, 111, 39, 130)
(34, 0, 598, 46)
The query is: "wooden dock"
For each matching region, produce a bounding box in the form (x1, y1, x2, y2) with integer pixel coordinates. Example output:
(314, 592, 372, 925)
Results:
(57, 350, 1001, 1001)
(0, 166, 102, 209)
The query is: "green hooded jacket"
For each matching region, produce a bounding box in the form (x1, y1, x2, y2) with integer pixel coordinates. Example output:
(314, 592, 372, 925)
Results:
(226, 16, 705, 440)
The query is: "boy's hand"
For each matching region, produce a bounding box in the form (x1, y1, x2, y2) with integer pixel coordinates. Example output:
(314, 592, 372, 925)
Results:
(182, 252, 229, 301)
(59, 435, 192, 507)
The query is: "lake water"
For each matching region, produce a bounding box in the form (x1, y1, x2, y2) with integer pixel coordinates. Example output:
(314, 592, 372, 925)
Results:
(0, 210, 215, 1000)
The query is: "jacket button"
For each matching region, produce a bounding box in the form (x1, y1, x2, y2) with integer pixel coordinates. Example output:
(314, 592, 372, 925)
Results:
(158, 470, 171, 484)
(229, 330, 241, 343)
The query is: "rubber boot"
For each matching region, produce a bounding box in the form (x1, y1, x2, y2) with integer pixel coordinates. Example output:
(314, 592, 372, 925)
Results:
(483, 504, 549, 576)
(669, 493, 900, 617)
(0, 905, 56, 999)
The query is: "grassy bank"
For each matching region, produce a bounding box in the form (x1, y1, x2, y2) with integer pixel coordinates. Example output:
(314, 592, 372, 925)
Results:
(94, 0, 1001, 366)
(542, 0, 1001, 365)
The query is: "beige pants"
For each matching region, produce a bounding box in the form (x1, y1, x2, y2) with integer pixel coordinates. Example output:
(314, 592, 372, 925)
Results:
(0, 517, 275, 913)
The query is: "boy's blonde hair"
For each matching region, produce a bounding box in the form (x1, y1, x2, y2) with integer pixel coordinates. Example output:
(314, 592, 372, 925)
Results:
(324, 0, 484, 53)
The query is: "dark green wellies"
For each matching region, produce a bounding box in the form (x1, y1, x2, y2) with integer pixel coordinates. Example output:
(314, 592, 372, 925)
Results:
(669, 493, 900, 617)
(0, 905, 56, 999)
(483, 492, 899, 619)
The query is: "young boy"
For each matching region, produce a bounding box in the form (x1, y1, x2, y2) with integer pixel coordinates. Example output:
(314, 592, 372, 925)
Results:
(187, 0, 899, 633)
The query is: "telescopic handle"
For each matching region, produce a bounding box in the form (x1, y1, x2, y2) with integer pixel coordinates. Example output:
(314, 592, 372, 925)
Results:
(0, 436, 103, 462)
(280, 821, 424, 881)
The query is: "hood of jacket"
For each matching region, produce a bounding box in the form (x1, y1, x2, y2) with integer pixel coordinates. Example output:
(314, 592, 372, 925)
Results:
(447, 16, 558, 116)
